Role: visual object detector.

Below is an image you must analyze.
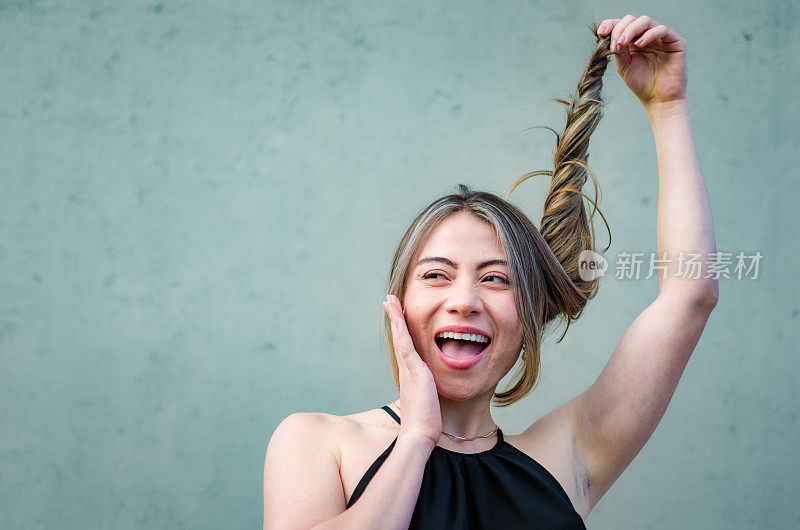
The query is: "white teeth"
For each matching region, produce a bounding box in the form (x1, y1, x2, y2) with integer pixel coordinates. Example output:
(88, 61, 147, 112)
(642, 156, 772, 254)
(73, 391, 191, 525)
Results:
(435, 331, 490, 344)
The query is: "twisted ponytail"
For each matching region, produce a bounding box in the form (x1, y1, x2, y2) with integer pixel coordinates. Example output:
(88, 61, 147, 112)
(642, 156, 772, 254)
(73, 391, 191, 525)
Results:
(508, 21, 614, 341)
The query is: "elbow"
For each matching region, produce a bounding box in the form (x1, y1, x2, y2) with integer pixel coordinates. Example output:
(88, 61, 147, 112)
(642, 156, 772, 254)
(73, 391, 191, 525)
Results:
(692, 280, 719, 312)
(708, 282, 719, 308)
(661, 280, 719, 312)
(702, 280, 719, 308)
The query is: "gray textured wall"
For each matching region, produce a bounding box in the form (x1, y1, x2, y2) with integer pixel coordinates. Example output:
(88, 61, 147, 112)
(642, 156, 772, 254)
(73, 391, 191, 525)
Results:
(1, 1, 797, 528)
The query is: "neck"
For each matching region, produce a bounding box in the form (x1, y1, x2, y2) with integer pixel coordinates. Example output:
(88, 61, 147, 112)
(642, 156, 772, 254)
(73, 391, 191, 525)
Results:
(391, 390, 498, 449)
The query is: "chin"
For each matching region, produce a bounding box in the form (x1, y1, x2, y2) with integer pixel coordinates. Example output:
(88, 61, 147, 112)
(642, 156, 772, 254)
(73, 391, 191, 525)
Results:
(432, 377, 488, 402)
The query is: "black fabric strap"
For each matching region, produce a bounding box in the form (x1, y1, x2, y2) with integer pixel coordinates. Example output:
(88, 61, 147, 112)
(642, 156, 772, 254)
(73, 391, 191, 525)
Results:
(381, 405, 401, 424)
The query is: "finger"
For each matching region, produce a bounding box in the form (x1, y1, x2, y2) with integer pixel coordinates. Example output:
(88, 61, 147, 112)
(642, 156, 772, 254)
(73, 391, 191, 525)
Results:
(384, 300, 405, 357)
(386, 295, 427, 372)
(632, 24, 685, 48)
(385, 294, 402, 320)
(617, 15, 657, 48)
(386, 303, 411, 383)
(387, 295, 411, 327)
(388, 315, 407, 369)
(384, 297, 412, 363)
(610, 14, 637, 52)
(597, 18, 619, 36)
(386, 296, 414, 355)
(391, 315, 425, 377)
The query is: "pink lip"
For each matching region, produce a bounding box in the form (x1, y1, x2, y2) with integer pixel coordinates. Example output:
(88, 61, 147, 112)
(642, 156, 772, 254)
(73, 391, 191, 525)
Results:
(437, 347, 486, 370)
(433, 325, 491, 370)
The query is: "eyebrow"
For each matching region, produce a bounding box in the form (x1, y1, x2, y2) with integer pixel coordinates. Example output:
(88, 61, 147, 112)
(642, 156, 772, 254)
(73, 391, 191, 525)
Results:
(415, 256, 508, 270)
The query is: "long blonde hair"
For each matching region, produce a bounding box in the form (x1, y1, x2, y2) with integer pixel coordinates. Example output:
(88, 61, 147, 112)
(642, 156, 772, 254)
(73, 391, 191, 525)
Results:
(385, 21, 613, 406)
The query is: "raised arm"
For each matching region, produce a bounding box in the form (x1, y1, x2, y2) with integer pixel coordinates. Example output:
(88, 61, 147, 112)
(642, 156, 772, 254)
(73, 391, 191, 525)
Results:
(567, 16, 719, 510)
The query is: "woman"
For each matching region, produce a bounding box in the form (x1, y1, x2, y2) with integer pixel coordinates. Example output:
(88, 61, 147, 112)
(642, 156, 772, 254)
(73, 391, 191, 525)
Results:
(263, 15, 718, 529)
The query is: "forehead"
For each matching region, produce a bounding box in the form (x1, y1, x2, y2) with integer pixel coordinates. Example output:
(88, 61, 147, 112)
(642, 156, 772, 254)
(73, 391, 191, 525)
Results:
(415, 212, 505, 262)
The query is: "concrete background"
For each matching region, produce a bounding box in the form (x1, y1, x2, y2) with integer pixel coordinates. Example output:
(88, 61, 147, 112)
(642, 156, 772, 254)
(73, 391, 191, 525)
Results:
(1, 0, 797, 528)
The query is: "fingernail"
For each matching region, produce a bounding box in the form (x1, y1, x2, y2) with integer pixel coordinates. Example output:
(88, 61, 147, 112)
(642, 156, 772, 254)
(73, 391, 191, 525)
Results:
(618, 34, 627, 45)
(634, 38, 644, 46)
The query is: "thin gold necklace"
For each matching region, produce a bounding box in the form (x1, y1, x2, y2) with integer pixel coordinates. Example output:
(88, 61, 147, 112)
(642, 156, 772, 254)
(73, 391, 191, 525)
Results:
(393, 403, 498, 442)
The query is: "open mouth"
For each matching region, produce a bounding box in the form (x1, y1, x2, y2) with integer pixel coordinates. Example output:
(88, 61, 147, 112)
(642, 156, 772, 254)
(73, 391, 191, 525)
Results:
(434, 333, 491, 360)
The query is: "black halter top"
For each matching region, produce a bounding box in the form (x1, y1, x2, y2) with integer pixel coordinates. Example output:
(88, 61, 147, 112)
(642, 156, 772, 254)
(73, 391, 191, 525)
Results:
(346, 405, 586, 529)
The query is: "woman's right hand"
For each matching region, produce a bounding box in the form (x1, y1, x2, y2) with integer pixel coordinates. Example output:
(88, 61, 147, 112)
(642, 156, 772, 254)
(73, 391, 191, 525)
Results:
(597, 15, 687, 110)
(383, 294, 442, 448)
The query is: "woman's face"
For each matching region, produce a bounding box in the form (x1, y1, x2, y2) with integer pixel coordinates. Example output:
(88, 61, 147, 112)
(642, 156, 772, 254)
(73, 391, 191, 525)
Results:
(402, 211, 524, 400)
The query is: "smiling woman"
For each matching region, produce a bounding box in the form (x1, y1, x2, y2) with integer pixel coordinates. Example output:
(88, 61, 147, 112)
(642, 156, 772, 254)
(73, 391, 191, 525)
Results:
(387, 186, 605, 408)
(403, 212, 523, 375)
(263, 15, 718, 530)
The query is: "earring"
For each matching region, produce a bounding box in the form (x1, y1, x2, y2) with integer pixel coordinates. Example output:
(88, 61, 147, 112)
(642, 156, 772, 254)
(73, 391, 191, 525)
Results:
(520, 345, 526, 361)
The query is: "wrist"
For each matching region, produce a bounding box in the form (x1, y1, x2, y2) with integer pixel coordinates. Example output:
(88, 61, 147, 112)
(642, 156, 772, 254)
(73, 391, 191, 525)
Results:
(397, 430, 438, 453)
(645, 98, 690, 122)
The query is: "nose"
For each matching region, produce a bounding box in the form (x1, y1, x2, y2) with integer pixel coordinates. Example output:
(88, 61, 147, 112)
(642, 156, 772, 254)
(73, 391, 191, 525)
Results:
(443, 279, 483, 316)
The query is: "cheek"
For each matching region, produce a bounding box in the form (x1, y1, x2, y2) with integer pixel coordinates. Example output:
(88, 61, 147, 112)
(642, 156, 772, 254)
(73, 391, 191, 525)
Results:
(400, 312, 428, 352)
(499, 301, 523, 341)
(402, 294, 435, 335)
(498, 295, 520, 324)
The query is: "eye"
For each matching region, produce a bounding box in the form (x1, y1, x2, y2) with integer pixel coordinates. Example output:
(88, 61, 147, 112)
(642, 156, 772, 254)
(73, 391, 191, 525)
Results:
(422, 271, 447, 281)
(484, 274, 510, 285)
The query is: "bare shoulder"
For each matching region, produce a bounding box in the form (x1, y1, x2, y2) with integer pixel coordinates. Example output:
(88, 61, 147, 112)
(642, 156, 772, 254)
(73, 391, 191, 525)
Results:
(267, 407, 399, 465)
(263, 412, 351, 528)
(328, 406, 403, 460)
(268, 412, 340, 454)
(267, 412, 338, 450)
